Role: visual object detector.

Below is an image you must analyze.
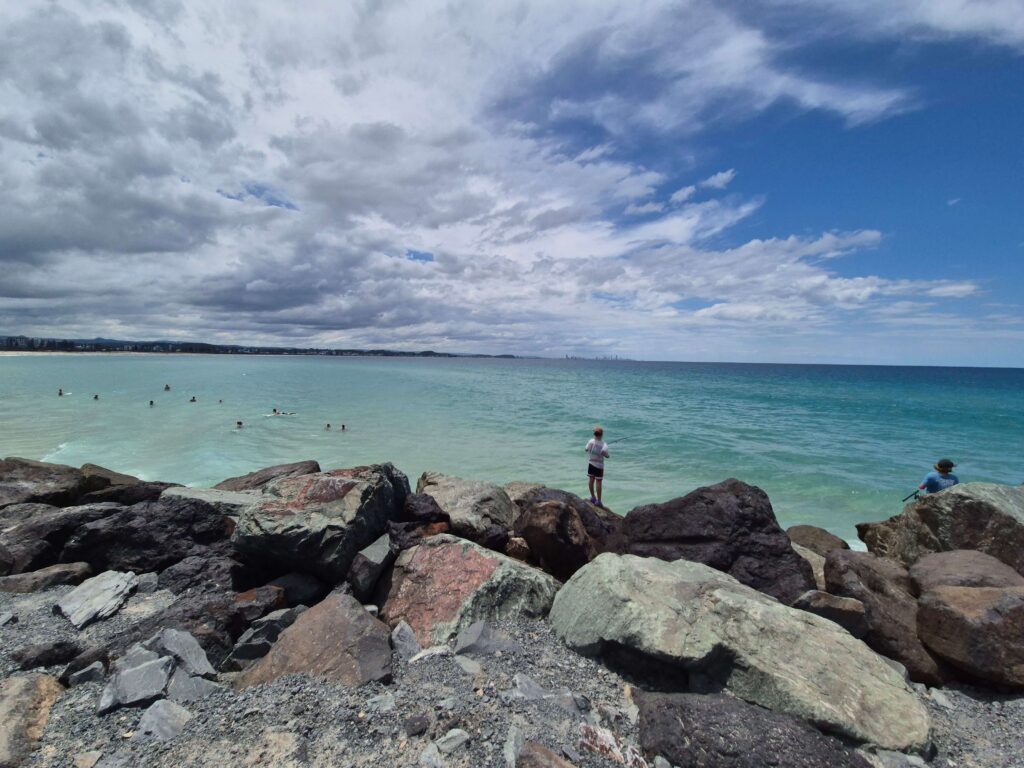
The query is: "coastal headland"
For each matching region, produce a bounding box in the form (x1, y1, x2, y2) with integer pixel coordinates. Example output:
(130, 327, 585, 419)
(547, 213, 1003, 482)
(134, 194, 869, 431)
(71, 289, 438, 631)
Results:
(1, 457, 1022, 767)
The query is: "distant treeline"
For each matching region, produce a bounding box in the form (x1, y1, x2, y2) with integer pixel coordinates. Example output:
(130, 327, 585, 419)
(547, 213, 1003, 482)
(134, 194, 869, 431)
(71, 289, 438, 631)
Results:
(1, 335, 516, 359)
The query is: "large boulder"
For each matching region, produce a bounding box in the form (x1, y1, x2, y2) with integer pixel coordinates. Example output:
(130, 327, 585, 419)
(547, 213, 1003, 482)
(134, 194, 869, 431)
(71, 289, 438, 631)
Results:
(0, 457, 90, 508)
(857, 483, 1024, 571)
(0, 673, 64, 767)
(380, 534, 559, 646)
(232, 464, 408, 584)
(513, 487, 621, 581)
(234, 593, 391, 689)
(61, 496, 233, 573)
(159, 487, 261, 517)
(213, 460, 321, 492)
(549, 553, 930, 752)
(791, 590, 867, 638)
(416, 472, 515, 549)
(78, 481, 177, 506)
(79, 463, 140, 490)
(617, 479, 815, 603)
(824, 550, 944, 685)
(909, 550, 1024, 596)
(157, 555, 248, 596)
(636, 691, 873, 768)
(0, 503, 123, 574)
(917, 586, 1024, 690)
(787, 525, 850, 557)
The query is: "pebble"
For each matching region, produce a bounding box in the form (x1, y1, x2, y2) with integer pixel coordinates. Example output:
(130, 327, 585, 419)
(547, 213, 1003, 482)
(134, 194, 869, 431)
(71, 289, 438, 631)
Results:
(435, 727, 471, 754)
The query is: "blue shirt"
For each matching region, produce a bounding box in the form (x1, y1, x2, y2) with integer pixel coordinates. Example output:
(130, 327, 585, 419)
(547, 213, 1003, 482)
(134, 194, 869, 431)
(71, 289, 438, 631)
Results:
(920, 471, 958, 493)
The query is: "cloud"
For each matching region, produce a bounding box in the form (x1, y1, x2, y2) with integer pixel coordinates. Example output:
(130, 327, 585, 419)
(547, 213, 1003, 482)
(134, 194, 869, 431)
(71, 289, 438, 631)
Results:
(699, 169, 736, 190)
(0, 0, 1007, 363)
(947, 197, 961, 207)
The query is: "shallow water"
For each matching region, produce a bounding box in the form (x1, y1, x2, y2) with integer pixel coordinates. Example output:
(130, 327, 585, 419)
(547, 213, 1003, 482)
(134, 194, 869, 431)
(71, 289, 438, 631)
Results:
(1, 354, 1021, 544)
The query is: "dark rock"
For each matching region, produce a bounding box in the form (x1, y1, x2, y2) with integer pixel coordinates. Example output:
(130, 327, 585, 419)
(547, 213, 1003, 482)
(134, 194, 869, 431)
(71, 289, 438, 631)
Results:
(79, 482, 177, 506)
(213, 460, 321, 492)
(266, 572, 327, 607)
(0, 542, 12, 577)
(824, 550, 944, 685)
(415, 472, 515, 548)
(0, 611, 15, 626)
(135, 572, 159, 593)
(617, 479, 815, 604)
(857, 483, 1024, 571)
(504, 537, 531, 562)
(97, 656, 174, 713)
(387, 520, 451, 551)
(158, 555, 246, 595)
(513, 488, 621, 581)
(0, 673, 64, 767)
(142, 629, 216, 678)
(13, 639, 83, 670)
(234, 593, 392, 689)
(0, 457, 90, 508)
(0, 562, 92, 593)
(918, 585, 1024, 689)
(222, 606, 306, 671)
(0, 502, 54, 529)
(232, 464, 409, 584)
(68, 661, 105, 686)
(79, 464, 140, 491)
(132, 699, 192, 742)
(61, 496, 234, 574)
(403, 713, 430, 737)
(787, 525, 850, 557)
(401, 493, 450, 524)
(233, 585, 287, 625)
(348, 534, 395, 602)
(0, 503, 123, 574)
(909, 550, 1024, 596)
(60, 647, 109, 686)
(791, 590, 867, 638)
(166, 669, 222, 703)
(636, 691, 873, 768)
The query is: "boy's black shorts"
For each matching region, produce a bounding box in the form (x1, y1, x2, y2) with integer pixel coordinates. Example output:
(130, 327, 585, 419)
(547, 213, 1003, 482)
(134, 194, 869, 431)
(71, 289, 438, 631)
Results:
(587, 464, 604, 479)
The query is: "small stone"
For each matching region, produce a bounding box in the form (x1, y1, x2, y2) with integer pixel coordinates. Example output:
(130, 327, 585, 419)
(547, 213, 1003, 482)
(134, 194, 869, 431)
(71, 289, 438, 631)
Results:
(404, 713, 430, 737)
(653, 757, 671, 768)
(98, 656, 174, 713)
(0, 611, 15, 626)
(74, 751, 104, 768)
(419, 742, 444, 767)
(503, 724, 525, 767)
(928, 689, 955, 711)
(368, 692, 396, 712)
(409, 645, 452, 664)
(454, 620, 518, 657)
(435, 728, 471, 754)
(142, 628, 215, 678)
(56, 570, 138, 629)
(455, 655, 482, 676)
(501, 673, 546, 702)
(132, 699, 192, 742)
(365, 605, 379, 617)
(69, 661, 106, 687)
(391, 620, 422, 661)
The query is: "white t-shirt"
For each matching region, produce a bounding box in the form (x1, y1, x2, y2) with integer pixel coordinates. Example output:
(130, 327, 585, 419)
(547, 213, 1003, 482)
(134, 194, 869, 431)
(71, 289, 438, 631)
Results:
(585, 438, 609, 468)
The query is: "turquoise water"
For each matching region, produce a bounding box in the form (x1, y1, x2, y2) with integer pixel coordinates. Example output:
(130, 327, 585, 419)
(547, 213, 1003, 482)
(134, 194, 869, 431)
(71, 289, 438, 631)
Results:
(1, 354, 1022, 544)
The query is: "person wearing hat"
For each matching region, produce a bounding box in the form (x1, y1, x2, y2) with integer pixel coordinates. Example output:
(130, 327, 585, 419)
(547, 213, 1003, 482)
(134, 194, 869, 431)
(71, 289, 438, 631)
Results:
(919, 459, 959, 494)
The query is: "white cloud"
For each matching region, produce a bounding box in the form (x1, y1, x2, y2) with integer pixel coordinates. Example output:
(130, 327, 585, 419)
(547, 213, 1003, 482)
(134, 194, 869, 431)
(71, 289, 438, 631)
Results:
(947, 197, 961, 207)
(699, 169, 736, 190)
(0, 0, 1007, 363)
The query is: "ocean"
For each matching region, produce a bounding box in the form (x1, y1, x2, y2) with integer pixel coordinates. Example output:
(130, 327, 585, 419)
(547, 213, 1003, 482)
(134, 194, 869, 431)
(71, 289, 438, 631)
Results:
(1, 354, 1021, 545)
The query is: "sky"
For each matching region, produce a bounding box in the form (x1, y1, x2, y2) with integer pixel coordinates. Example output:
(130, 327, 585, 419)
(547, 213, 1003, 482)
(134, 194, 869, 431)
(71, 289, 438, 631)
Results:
(1, 0, 1022, 366)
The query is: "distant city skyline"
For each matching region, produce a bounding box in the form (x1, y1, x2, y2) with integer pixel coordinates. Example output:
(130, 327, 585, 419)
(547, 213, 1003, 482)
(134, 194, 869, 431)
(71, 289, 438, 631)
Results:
(1, 1, 1022, 366)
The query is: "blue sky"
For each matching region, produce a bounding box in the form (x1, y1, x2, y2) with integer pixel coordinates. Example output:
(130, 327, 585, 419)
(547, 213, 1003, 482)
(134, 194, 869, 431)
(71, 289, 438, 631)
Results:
(0, 0, 1022, 365)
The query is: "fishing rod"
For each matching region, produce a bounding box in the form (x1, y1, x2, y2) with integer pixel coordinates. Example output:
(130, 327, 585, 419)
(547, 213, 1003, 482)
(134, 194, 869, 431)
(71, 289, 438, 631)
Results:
(606, 435, 637, 444)
(901, 490, 920, 503)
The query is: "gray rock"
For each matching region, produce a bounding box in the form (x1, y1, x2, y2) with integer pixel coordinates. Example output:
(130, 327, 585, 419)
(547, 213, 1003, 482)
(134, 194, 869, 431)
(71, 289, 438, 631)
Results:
(791, 590, 868, 638)
(454, 655, 482, 676)
(0, 611, 14, 626)
(98, 656, 174, 713)
(69, 661, 106, 686)
(454, 620, 519, 657)
(391, 620, 422, 661)
(409, 645, 452, 664)
(222, 606, 306, 671)
(364, 604, 379, 617)
(135, 572, 160, 594)
(549, 553, 930, 752)
(367, 691, 396, 712)
(56, 570, 138, 628)
(112, 644, 159, 674)
(503, 723, 525, 768)
(213, 460, 321, 492)
(416, 472, 515, 547)
(653, 758, 672, 768)
(348, 533, 395, 601)
(159, 486, 259, 516)
(167, 668, 222, 703)
(132, 699, 192, 742)
(435, 728, 471, 754)
(142, 628, 215, 678)
(0, 562, 92, 593)
(419, 742, 444, 768)
(503, 673, 547, 702)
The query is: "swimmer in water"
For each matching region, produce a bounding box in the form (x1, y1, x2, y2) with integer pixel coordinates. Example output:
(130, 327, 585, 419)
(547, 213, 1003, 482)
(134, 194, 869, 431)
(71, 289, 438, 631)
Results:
(325, 423, 331, 430)
(236, 420, 244, 428)
(93, 394, 99, 400)
(149, 400, 154, 407)
(341, 424, 346, 431)
(272, 408, 280, 416)
(189, 396, 197, 403)
(164, 384, 171, 391)
(218, 399, 223, 404)
(58, 388, 64, 396)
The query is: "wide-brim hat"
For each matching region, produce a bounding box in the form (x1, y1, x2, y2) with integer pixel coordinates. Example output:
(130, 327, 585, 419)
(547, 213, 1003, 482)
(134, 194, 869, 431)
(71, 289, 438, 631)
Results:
(935, 458, 955, 471)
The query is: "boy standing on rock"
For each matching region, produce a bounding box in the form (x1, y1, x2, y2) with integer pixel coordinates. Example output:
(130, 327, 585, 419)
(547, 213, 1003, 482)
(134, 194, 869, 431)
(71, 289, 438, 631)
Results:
(585, 426, 610, 507)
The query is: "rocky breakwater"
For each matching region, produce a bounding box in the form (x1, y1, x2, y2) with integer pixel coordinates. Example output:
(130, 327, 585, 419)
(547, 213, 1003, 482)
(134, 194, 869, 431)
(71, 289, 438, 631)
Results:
(2, 456, 1022, 766)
